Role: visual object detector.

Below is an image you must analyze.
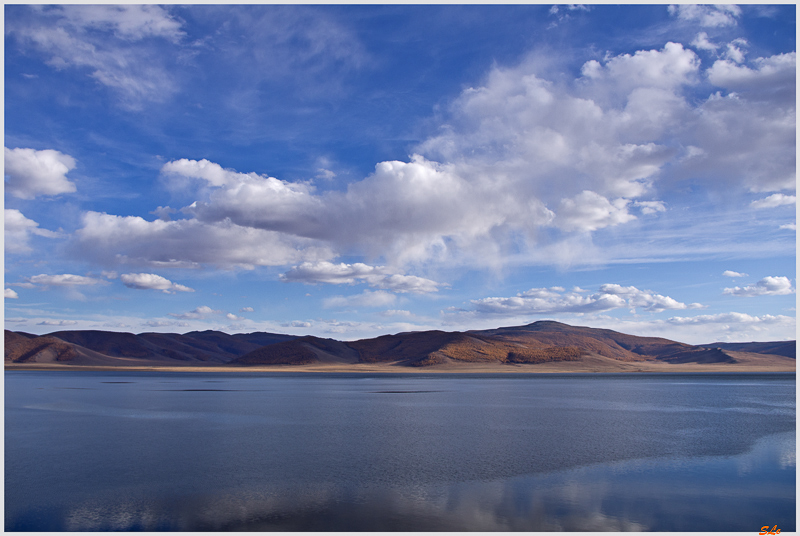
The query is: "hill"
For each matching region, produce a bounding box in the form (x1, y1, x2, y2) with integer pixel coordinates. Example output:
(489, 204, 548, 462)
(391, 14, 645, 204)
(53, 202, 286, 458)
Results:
(4, 321, 795, 371)
(9, 329, 297, 365)
(699, 340, 796, 359)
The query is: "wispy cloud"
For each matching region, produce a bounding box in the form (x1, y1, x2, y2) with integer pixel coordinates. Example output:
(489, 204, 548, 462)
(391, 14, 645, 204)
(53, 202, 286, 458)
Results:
(668, 5, 741, 27)
(8, 5, 185, 109)
(323, 290, 397, 309)
(26, 274, 108, 287)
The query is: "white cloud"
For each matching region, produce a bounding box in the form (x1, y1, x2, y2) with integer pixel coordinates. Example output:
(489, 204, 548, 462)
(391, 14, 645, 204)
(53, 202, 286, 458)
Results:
(57, 5, 184, 41)
(583, 42, 700, 91)
(73, 211, 334, 269)
(143, 320, 180, 328)
(120, 273, 195, 293)
(724, 276, 795, 297)
(323, 290, 397, 309)
(465, 283, 700, 317)
(281, 261, 441, 294)
(633, 200, 667, 215)
(4, 147, 77, 199)
(750, 194, 796, 209)
(70, 39, 795, 272)
(282, 320, 312, 328)
(5, 289, 20, 299)
(381, 309, 413, 317)
(582, 312, 795, 345)
(37, 319, 79, 327)
(668, 5, 741, 27)
(9, 5, 184, 108)
(691, 32, 718, 52)
(555, 191, 636, 232)
(779, 222, 796, 231)
(4, 209, 60, 253)
(239, 307, 254, 313)
(168, 305, 221, 319)
(26, 274, 108, 287)
(722, 270, 748, 278)
(707, 52, 796, 104)
(599, 284, 704, 312)
(666, 311, 789, 325)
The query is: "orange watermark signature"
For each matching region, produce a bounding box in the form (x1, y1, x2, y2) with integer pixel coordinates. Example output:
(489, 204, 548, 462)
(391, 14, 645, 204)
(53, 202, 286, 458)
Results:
(760, 526, 781, 535)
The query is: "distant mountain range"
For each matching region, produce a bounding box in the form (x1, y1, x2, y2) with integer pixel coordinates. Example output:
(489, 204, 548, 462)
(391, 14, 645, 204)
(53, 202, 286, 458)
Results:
(4, 321, 795, 369)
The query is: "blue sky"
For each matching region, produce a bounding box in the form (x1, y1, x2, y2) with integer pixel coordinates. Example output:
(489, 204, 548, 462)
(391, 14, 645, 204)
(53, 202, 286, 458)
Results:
(4, 4, 796, 344)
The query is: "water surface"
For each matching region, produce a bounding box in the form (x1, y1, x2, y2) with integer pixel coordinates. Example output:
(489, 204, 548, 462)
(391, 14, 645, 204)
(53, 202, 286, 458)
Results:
(5, 371, 795, 531)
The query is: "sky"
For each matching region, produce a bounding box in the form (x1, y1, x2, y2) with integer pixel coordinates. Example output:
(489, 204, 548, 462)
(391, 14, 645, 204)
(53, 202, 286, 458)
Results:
(3, 4, 797, 345)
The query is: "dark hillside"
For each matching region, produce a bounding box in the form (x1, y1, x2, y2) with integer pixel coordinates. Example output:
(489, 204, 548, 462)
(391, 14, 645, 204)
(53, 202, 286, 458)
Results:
(700, 341, 795, 359)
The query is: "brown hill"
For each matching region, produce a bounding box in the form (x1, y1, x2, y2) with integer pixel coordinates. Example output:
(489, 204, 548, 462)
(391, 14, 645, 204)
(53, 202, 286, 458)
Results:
(234, 336, 360, 365)
(472, 321, 723, 363)
(5, 331, 78, 363)
(5, 322, 795, 370)
(42, 329, 297, 363)
(701, 341, 796, 359)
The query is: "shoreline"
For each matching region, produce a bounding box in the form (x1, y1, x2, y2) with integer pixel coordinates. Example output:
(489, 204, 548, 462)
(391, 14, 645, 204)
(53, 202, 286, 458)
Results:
(5, 360, 795, 374)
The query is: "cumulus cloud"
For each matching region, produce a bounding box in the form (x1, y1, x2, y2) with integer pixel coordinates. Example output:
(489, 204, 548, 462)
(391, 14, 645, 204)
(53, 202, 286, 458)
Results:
(4, 209, 60, 253)
(281, 261, 441, 293)
(72, 211, 334, 269)
(26, 274, 108, 287)
(120, 273, 194, 293)
(465, 284, 701, 317)
(691, 32, 718, 53)
(750, 193, 796, 209)
(240, 307, 254, 313)
(5, 289, 20, 299)
(707, 51, 796, 104)
(69, 38, 795, 271)
(555, 191, 636, 232)
(4, 147, 77, 199)
(668, 5, 741, 27)
(722, 270, 748, 278)
(723, 276, 795, 297)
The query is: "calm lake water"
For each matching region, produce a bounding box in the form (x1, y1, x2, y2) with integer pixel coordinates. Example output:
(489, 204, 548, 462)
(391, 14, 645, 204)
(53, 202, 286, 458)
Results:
(4, 371, 796, 531)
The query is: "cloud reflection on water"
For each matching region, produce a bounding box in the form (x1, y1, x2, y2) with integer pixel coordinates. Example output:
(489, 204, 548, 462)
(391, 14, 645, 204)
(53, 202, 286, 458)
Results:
(60, 431, 794, 532)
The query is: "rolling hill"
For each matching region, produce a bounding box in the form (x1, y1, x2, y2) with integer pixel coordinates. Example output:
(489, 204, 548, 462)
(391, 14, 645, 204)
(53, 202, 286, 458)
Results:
(4, 321, 795, 370)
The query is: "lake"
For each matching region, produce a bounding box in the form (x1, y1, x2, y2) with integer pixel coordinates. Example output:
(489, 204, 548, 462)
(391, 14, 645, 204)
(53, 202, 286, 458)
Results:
(4, 371, 796, 531)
